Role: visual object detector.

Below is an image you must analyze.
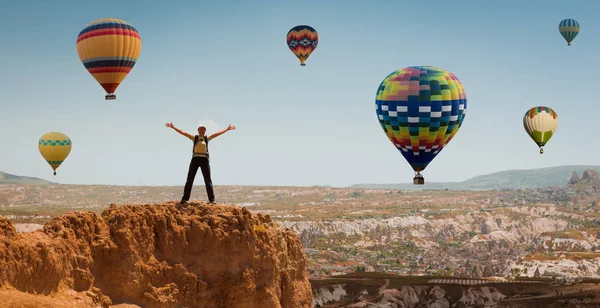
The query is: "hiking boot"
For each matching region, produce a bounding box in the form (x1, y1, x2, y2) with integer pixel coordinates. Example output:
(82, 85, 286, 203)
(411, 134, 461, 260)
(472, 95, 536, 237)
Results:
(208, 200, 216, 204)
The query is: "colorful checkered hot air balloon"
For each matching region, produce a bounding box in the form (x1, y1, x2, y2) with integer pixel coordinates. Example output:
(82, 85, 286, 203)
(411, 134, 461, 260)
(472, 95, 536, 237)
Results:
(523, 106, 558, 154)
(38, 132, 72, 176)
(559, 18, 580, 46)
(375, 66, 467, 185)
(286, 25, 318, 66)
(76, 18, 142, 100)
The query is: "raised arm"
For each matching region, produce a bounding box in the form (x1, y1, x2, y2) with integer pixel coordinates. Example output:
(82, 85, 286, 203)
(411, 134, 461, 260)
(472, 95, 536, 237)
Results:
(208, 124, 236, 141)
(165, 122, 193, 139)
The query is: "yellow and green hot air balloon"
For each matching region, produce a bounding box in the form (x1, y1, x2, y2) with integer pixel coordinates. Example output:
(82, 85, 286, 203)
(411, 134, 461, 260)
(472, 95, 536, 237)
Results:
(76, 18, 142, 100)
(523, 106, 558, 154)
(38, 132, 72, 175)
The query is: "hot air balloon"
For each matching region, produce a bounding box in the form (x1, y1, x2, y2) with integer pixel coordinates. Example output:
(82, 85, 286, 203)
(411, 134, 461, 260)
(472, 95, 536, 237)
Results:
(38, 132, 72, 176)
(559, 19, 580, 46)
(76, 18, 142, 100)
(523, 106, 558, 154)
(375, 66, 467, 185)
(286, 25, 318, 66)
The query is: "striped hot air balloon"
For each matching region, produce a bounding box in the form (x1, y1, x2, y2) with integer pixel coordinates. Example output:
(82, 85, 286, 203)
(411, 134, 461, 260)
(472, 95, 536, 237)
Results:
(523, 106, 558, 154)
(559, 19, 580, 46)
(286, 25, 318, 66)
(76, 18, 142, 100)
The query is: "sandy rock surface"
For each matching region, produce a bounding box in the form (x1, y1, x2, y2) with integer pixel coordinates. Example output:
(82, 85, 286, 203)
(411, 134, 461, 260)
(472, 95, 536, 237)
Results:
(0, 201, 312, 308)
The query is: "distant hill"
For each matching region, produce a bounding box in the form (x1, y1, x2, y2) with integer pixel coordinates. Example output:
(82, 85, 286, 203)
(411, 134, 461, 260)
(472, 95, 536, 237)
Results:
(350, 165, 600, 191)
(0, 171, 53, 185)
(4, 165, 600, 191)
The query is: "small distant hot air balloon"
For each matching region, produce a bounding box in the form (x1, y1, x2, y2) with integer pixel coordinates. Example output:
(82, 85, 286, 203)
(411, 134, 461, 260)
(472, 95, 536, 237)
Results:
(523, 106, 558, 154)
(76, 18, 142, 100)
(286, 25, 318, 66)
(375, 66, 467, 185)
(559, 19, 580, 46)
(38, 132, 72, 176)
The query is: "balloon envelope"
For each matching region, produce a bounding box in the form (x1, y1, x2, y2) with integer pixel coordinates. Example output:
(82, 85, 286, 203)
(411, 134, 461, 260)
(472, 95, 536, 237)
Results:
(38, 132, 72, 175)
(523, 106, 558, 153)
(375, 66, 467, 181)
(559, 19, 580, 46)
(76, 18, 142, 99)
(286, 25, 318, 66)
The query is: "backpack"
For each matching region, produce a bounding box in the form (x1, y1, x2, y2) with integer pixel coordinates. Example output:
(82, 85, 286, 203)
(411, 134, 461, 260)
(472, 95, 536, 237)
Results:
(193, 135, 209, 156)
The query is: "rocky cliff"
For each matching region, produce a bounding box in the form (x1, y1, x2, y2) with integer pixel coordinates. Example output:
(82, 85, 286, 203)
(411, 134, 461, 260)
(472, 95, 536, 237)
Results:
(0, 201, 312, 307)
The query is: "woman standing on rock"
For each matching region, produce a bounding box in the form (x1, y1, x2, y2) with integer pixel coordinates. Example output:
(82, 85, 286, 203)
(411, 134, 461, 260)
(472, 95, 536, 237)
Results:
(165, 122, 236, 204)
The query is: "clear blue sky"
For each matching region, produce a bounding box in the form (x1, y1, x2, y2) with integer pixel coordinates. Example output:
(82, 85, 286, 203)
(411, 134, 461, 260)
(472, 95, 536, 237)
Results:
(1, 0, 599, 187)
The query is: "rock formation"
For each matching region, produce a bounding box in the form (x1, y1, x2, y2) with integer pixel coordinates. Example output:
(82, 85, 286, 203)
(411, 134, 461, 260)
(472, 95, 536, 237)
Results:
(568, 169, 600, 187)
(0, 201, 312, 308)
(483, 265, 494, 278)
(567, 169, 600, 200)
(534, 267, 542, 278)
(569, 171, 580, 185)
(581, 170, 600, 182)
(471, 265, 483, 278)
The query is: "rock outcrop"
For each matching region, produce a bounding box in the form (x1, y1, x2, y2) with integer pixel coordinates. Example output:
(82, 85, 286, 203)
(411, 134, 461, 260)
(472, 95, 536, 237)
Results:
(566, 170, 600, 202)
(569, 172, 580, 185)
(581, 170, 600, 182)
(534, 267, 542, 278)
(567, 169, 600, 188)
(0, 201, 312, 308)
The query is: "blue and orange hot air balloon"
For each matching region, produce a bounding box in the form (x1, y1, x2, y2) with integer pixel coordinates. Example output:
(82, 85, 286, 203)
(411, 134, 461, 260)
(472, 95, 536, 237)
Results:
(375, 66, 468, 185)
(286, 25, 318, 66)
(76, 18, 142, 100)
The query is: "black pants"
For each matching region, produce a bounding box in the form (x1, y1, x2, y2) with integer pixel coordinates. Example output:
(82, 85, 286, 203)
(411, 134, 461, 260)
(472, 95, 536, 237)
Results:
(181, 156, 214, 202)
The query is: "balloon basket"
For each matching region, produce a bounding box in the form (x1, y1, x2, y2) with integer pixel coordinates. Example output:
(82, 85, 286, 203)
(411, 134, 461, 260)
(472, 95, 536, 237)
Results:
(105, 94, 116, 100)
(300, 63, 306, 66)
(540, 148, 544, 154)
(413, 176, 424, 185)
